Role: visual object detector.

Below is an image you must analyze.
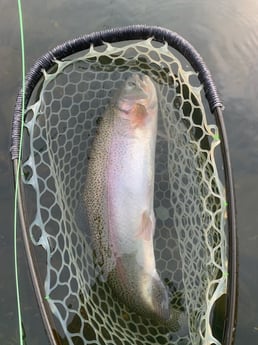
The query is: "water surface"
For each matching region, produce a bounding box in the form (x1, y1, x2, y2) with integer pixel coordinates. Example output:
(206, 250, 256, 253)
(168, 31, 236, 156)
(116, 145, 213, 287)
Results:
(1, 0, 258, 344)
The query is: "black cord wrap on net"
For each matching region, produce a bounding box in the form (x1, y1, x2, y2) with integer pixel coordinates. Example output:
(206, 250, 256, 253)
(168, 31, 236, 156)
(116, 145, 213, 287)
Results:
(10, 25, 223, 160)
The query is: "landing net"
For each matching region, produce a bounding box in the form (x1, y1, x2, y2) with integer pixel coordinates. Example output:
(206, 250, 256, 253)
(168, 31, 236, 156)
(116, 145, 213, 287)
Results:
(11, 26, 236, 345)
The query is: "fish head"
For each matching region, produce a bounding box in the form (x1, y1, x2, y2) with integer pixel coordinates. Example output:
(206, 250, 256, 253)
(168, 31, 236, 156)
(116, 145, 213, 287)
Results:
(116, 73, 158, 129)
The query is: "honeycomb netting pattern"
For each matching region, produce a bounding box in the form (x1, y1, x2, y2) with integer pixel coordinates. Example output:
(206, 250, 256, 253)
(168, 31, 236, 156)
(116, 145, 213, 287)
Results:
(22, 39, 227, 345)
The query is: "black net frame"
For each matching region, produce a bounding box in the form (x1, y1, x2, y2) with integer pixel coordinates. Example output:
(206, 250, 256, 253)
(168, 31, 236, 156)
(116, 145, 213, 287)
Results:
(10, 25, 237, 345)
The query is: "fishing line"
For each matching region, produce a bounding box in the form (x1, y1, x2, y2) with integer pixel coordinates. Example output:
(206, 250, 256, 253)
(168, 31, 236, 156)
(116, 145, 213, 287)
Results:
(14, 0, 26, 344)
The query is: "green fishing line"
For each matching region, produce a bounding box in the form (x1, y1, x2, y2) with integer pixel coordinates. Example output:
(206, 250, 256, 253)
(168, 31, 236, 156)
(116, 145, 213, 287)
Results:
(213, 133, 220, 141)
(14, 0, 26, 344)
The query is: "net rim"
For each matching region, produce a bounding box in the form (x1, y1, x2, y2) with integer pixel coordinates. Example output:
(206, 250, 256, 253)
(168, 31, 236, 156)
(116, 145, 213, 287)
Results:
(10, 25, 237, 345)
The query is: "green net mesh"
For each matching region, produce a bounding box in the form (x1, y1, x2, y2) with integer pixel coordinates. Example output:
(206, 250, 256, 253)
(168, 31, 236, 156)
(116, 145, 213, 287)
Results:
(22, 38, 228, 345)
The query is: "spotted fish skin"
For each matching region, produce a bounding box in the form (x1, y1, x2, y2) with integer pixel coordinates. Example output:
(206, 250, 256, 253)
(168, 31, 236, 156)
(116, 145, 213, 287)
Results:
(84, 73, 170, 322)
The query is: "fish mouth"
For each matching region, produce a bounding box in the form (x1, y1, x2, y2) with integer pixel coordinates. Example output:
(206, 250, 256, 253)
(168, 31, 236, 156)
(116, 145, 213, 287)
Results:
(127, 74, 149, 97)
(117, 73, 157, 119)
(141, 75, 158, 111)
(132, 73, 157, 107)
(135, 73, 148, 84)
(133, 73, 151, 92)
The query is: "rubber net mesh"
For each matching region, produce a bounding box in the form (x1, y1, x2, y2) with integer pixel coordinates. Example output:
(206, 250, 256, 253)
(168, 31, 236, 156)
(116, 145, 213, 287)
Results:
(21, 38, 228, 345)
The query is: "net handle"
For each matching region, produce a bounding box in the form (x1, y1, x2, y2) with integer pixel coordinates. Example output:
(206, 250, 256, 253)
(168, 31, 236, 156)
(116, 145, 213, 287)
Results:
(12, 160, 64, 345)
(214, 107, 237, 345)
(11, 24, 222, 160)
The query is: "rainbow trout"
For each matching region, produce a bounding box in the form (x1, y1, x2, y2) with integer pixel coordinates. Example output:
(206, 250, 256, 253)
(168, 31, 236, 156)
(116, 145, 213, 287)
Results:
(84, 73, 170, 322)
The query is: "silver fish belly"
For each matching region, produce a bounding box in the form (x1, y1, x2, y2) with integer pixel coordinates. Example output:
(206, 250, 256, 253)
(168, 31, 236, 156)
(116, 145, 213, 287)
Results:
(84, 73, 170, 322)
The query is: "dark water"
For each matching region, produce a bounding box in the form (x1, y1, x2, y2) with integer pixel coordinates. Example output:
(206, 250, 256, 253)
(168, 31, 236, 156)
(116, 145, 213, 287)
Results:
(1, 0, 258, 344)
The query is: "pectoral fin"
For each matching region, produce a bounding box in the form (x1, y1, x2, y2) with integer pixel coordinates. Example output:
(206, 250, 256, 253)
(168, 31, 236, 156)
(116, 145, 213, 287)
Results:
(136, 211, 155, 241)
